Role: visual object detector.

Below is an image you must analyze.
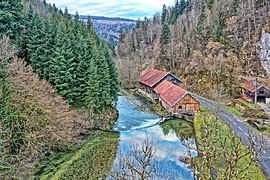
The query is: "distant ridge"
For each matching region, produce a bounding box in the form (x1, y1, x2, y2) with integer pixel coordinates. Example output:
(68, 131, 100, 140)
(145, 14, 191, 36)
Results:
(80, 15, 136, 22)
(79, 15, 136, 48)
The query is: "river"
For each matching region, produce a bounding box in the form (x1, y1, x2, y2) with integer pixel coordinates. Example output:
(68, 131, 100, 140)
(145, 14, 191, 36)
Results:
(110, 95, 196, 179)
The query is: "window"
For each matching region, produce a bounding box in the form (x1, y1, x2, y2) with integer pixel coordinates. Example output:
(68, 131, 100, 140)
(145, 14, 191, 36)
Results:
(259, 90, 264, 94)
(179, 106, 182, 110)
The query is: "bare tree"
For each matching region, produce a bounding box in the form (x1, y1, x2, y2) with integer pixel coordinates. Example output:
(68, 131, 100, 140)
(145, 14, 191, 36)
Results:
(182, 111, 265, 180)
(110, 134, 156, 180)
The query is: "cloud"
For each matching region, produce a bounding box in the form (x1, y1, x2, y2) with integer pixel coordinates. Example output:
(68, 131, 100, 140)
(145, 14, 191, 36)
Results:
(45, 0, 175, 19)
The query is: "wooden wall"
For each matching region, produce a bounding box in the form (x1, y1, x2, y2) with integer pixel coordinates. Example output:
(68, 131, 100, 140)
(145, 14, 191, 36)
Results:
(158, 94, 200, 114)
(173, 94, 200, 113)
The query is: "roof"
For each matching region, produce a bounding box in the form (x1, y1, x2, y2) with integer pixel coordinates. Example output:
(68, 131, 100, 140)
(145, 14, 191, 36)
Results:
(138, 69, 169, 87)
(240, 79, 263, 92)
(154, 80, 187, 107)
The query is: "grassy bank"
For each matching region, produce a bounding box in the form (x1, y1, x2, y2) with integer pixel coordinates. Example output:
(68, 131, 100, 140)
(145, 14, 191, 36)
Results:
(193, 110, 266, 179)
(35, 131, 119, 180)
(161, 119, 194, 140)
(224, 106, 244, 116)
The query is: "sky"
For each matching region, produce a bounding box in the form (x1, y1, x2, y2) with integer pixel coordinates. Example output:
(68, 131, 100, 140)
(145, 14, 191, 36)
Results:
(45, 0, 175, 19)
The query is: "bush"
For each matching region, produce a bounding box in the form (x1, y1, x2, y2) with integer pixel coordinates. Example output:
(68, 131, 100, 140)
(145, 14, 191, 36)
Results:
(257, 111, 269, 119)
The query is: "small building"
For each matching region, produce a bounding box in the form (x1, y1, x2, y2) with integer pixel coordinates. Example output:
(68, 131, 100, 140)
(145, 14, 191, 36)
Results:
(154, 80, 200, 113)
(138, 69, 182, 96)
(240, 79, 270, 103)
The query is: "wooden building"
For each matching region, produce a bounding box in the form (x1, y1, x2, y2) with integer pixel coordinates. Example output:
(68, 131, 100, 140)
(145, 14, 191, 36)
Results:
(138, 69, 182, 96)
(240, 79, 270, 103)
(153, 80, 200, 113)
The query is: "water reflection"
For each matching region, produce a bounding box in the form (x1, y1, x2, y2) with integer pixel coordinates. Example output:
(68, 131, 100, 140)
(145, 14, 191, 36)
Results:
(112, 96, 196, 179)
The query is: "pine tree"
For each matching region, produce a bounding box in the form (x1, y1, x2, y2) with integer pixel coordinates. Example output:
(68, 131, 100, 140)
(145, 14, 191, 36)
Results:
(27, 17, 48, 78)
(207, 0, 214, 9)
(159, 23, 171, 69)
(161, 4, 168, 24)
(136, 18, 141, 28)
(211, 14, 224, 42)
(231, 0, 240, 16)
(13, 0, 119, 110)
(196, 4, 206, 39)
(49, 23, 76, 104)
(85, 53, 101, 112)
(0, 0, 23, 41)
(42, 20, 57, 80)
(87, 16, 93, 30)
(103, 44, 119, 103)
(63, 7, 71, 20)
(160, 23, 171, 46)
(97, 50, 112, 107)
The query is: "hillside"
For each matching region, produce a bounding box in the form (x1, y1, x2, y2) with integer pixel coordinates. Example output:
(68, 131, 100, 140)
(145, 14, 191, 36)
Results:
(116, 0, 270, 98)
(80, 15, 136, 47)
(0, 0, 119, 178)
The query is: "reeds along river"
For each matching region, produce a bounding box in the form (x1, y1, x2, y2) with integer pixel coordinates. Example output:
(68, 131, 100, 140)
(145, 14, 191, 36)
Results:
(110, 95, 197, 179)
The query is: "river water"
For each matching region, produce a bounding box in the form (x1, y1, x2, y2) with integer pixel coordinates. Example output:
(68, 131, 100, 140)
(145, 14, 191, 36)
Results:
(111, 96, 196, 179)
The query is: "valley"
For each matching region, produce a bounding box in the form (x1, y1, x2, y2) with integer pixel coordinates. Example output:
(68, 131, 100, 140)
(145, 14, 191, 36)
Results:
(1, 0, 270, 179)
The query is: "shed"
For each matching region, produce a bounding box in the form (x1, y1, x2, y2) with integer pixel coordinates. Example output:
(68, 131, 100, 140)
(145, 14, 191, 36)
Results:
(138, 69, 182, 95)
(154, 80, 200, 113)
(240, 79, 270, 103)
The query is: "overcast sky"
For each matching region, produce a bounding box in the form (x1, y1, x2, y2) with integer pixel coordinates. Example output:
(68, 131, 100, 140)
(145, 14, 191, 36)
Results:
(45, 0, 175, 19)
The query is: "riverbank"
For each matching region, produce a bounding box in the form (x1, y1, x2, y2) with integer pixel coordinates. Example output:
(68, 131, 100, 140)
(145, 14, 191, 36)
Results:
(33, 105, 120, 179)
(120, 88, 167, 116)
(35, 131, 119, 179)
(193, 108, 266, 179)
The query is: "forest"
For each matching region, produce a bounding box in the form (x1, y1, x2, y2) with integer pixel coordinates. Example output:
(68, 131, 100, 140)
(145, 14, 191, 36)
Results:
(0, 0, 119, 178)
(116, 0, 270, 99)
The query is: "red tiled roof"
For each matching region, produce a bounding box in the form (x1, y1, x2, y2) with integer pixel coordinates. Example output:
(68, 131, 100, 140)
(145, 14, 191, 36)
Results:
(240, 79, 262, 92)
(138, 69, 169, 87)
(154, 80, 187, 107)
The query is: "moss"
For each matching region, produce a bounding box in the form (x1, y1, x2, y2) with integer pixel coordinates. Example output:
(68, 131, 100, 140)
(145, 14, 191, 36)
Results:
(35, 131, 119, 180)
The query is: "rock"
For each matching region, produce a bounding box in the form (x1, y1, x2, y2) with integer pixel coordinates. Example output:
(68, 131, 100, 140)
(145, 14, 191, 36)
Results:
(257, 31, 270, 77)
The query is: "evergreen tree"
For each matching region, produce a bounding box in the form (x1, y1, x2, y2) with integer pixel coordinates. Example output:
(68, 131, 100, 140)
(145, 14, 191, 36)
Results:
(85, 53, 101, 112)
(0, 0, 23, 41)
(42, 20, 57, 80)
(136, 18, 141, 28)
(1, 0, 120, 111)
(160, 23, 171, 46)
(97, 50, 112, 107)
(87, 16, 93, 30)
(17, 6, 34, 59)
(207, 0, 214, 9)
(196, 4, 206, 38)
(159, 23, 171, 69)
(26, 15, 48, 78)
(211, 14, 224, 42)
(161, 4, 168, 24)
(63, 7, 71, 20)
(49, 24, 76, 104)
(231, 0, 240, 16)
(103, 45, 119, 103)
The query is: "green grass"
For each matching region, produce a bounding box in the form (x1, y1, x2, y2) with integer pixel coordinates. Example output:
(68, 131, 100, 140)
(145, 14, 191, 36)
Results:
(224, 106, 244, 116)
(237, 99, 258, 109)
(193, 111, 266, 179)
(35, 131, 119, 180)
